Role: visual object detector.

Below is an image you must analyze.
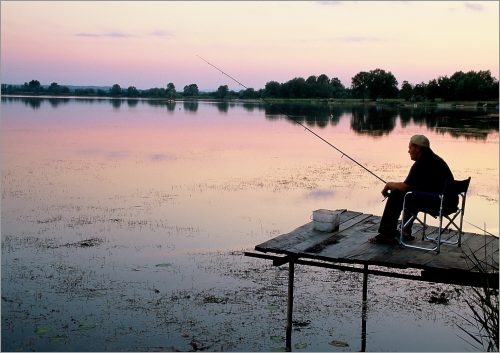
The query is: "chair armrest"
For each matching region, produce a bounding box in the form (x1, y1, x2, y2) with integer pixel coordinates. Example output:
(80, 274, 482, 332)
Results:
(403, 190, 443, 217)
(404, 190, 443, 200)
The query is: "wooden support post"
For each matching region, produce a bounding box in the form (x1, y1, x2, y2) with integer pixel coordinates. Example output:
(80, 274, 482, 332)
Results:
(286, 260, 295, 352)
(361, 264, 368, 352)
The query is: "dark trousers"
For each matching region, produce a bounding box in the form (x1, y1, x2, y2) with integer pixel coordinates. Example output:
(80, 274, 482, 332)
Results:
(378, 190, 407, 236)
(378, 189, 446, 237)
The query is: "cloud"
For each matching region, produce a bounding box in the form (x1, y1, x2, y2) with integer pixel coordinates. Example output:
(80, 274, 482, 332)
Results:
(297, 35, 382, 44)
(150, 153, 174, 161)
(338, 36, 382, 43)
(75, 31, 132, 38)
(464, 2, 483, 11)
(316, 1, 344, 5)
(77, 149, 130, 160)
(75, 30, 173, 39)
(149, 30, 173, 37)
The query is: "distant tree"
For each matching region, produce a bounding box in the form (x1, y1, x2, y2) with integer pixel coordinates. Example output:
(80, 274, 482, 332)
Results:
(351, 69, 398, 100)
(413, 82, 426, 102)
(448, 70, 498, 100)
(24, 80, 42, 93)
(330, 77, 346, 98)
(59, 85, 70, 94)
(372, 69, 398, 99)
(239, 88, 259, 99)
(110, 84, 122, 96)
(228, 89, 239, 99)
(46, 82, 70, 95)
(127, 86, 139, 97)
(215, 85, 229, 99)
(75, 88, 96, 96)
(47, 82, 60, 94)
(351, 71, 371, 100)
(426, 79, 439, 101)
(306, 75, 317, 85)
(1, 84, 12, 93)
(317, 74, 332, 98)
(183, 83, 199, 96)
(399, 81, 413, 101)
(317, 74, 330, 85)
(29, 80, 41, 89)
(264, 81, 281, 98)
(152, 87, 166, 97)
(305, 75, 318, 96)
(166, 82, 176, 98)
(281, 77, 307, 98)
(437, 76, 453, 101)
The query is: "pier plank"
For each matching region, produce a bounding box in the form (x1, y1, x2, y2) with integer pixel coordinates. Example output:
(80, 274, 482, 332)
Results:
(255, 210, 360, 254)
(254, 209, 499, 279)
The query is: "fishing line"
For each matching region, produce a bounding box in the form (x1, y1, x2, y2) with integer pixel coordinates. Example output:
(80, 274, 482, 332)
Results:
(464, 220, 497, 238)
(197, 55, 498, 237)
(196, 54, 387, 184)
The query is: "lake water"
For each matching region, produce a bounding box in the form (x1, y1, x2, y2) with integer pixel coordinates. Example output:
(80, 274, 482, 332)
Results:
(1, 97, 499, 351)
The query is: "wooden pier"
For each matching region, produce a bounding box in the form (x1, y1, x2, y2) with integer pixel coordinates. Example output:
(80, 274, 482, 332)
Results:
(245, 209, 498, 351)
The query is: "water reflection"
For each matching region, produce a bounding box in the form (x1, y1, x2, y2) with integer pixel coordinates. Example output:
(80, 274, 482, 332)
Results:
(111, 99, 122, 109)
(265, 103, 498, 140)
(216, 101, 229, 113)
(2, 96, 498, 140)
(265, 102, 343, 128)
(47, 97, 71, 108)
(183, 101, 198, 112)
(350, 106, 398, 136)
(127, 99, 139, 108)
(21, 97, 42, 109)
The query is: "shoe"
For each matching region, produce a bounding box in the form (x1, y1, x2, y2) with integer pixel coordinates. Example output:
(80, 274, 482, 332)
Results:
(401, 230, 415, 241)
(369, 233, 398, 245)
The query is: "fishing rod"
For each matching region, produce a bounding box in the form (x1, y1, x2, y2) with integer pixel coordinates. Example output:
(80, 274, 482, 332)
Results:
(196, 54, 387, 185)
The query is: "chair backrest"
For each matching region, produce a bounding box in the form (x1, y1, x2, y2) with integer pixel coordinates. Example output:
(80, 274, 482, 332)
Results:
(452, 177, 471, 196)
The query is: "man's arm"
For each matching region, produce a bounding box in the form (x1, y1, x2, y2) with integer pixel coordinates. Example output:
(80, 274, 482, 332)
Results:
(382, 181, 410, 196)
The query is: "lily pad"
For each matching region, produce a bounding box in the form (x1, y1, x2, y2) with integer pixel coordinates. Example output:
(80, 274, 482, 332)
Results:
(270, 335, 285, 343)
(78, 323, 96, 330)
(49, 334, 68, 343)
(267, 304, 279, 312)
(155, 263, 172, 268)
(329, 339, 349, 347)
(203, 295, 226, 304)
(34, 325, 52, 335)
(295, 342, 308, 349)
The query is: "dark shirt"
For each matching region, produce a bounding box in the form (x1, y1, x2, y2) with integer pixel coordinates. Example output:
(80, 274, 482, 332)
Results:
(405, 148, 454, 192)
(404, 148, 458, 209)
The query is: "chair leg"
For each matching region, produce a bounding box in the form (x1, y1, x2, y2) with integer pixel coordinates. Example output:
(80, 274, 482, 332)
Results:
(400, 214, 440, 252)
(426, 212, 462, 246)
(422, 213, 427, 240)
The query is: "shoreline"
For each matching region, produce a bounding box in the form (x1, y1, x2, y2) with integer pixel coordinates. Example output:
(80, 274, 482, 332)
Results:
(2, 94, 499, 110)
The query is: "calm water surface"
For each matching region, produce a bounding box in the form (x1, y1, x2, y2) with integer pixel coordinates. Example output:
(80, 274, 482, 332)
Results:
(1, 97, 499, 351)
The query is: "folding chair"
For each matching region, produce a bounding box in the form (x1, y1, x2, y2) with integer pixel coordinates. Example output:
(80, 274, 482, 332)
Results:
(399, 177, 471, 253)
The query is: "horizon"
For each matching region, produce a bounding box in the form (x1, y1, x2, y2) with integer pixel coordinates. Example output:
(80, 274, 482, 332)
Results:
(1, 1, 498, 91)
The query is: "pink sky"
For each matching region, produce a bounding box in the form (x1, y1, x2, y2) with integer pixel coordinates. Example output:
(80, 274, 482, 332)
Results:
(1, 1, 498, 90)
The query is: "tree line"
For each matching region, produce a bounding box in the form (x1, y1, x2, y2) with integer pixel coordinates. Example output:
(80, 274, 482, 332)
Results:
(2, 69, 498, 102)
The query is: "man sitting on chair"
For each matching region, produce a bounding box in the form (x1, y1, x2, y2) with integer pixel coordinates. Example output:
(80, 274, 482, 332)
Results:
(369, 134, 458, 244)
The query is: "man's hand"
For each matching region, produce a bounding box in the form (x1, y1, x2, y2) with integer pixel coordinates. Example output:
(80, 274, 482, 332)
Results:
(381, 184, 390, 197)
